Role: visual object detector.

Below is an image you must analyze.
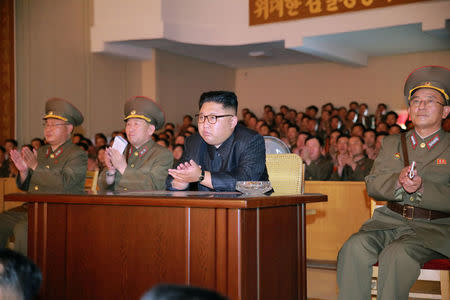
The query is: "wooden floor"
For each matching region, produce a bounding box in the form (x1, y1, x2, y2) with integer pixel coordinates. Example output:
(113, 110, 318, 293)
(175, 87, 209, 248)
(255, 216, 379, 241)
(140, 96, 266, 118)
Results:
(307, 268, 443, 300)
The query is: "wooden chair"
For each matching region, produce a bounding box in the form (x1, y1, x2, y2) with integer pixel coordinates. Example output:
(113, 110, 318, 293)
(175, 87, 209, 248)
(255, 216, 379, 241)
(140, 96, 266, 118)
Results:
(84, 170, 99, 193)
(370, 199, 450, 299)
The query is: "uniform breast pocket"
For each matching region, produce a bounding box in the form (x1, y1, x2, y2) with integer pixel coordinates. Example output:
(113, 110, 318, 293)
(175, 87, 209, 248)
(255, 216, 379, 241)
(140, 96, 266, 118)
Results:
(422, 159, 450, 185)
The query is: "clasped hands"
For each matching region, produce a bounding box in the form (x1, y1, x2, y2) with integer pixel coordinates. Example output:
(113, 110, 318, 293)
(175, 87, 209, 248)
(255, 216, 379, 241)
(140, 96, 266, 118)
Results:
(398, 164, 422, 194)
(10, 148, 38, 174)
(168, 160, 202, 189)
(104, 148, 127, 175)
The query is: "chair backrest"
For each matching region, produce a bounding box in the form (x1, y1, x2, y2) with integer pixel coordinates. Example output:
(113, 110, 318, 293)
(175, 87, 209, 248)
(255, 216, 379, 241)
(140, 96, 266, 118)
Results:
(264, 136, 290, 154)
(266, 154, 304, 194)
(85, 170, 99, 193)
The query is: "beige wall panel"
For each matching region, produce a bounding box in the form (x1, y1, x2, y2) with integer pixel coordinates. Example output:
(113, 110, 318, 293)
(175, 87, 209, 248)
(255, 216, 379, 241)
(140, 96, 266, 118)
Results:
(15, 0, 147, 143)
(155, 50, 235, 127)
(88, 54, 142, 137)
(141, 53, 157, 101)
(235, 51, 450, 118)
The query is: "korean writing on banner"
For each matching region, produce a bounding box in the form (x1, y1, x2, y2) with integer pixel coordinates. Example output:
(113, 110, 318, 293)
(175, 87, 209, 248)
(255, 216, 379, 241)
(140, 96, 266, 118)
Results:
(250, 0, 431, 25)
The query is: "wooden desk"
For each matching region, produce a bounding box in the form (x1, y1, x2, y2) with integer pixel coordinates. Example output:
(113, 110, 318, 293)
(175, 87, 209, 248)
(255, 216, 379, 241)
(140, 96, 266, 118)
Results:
(5, 191, 326, 300)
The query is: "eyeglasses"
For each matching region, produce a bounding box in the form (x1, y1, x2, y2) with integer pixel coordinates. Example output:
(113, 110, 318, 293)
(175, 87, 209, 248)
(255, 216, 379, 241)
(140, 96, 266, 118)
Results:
(195, 114, 234, 124)
(410, 99, 445, 108)
(42, 122, 69, 128)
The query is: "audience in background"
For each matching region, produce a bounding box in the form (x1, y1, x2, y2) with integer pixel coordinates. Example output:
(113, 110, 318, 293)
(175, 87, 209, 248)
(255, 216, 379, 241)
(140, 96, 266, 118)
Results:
(6, 99, 448, 182)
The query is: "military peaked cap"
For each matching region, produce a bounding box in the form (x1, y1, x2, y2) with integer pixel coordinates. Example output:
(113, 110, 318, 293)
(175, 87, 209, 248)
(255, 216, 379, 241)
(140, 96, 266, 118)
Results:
(404, 66, 450, 106)
(124, 96, 165, 130)
(43, 98, 84, 126)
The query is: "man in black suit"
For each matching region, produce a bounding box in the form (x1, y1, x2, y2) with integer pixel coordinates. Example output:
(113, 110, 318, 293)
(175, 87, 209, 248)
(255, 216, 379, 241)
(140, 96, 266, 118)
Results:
(167, 91, 268, 191)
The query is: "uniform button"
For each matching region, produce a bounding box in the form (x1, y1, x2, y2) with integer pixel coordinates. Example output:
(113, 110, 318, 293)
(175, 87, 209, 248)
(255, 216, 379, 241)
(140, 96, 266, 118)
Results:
(124, 188, 128, 191)
(130, 164, 135, 168)
(34, 185, 39, 191)
(46, 165, 50, 169)
(420, 142, 426, 148)
(134, 152, 138, 156)
(410, 196, 414, 202)
(50, 154, 55, 159)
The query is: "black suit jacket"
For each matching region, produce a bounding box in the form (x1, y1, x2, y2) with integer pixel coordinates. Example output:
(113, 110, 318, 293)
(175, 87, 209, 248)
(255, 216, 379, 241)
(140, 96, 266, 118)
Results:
(167, 125, 269, 191)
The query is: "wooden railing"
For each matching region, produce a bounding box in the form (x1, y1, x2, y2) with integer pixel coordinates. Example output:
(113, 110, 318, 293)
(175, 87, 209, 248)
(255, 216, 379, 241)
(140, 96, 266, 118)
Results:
(0, 178, 25, 213)
(305, 181, 374, 261)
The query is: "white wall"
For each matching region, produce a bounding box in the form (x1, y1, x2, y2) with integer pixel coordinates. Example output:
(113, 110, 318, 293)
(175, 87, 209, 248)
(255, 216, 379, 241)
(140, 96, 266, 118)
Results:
(15, 0, 146, 144)
(155, 50, 235, 127)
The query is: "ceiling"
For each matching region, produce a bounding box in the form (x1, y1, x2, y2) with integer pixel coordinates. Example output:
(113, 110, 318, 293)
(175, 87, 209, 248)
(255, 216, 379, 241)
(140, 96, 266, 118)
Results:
(115, 22, 450, 68)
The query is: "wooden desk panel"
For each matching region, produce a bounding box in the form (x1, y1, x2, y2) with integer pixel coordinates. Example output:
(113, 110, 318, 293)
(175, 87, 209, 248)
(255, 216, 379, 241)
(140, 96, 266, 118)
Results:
(6, 192, 326, 300)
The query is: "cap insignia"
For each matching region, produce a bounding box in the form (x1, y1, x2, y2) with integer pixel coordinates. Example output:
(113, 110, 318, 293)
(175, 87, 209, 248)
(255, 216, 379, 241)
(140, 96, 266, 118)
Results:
(394, 153, 400, 159)
(131, 110, 136, 115)
(437, 158, 447, 165)
(48, 111, 54, 115)
(424, 82, 432, 86)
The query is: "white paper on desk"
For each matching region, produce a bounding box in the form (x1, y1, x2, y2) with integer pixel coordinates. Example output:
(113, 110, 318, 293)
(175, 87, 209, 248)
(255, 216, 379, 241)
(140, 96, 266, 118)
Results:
(112, 135, 128, 154)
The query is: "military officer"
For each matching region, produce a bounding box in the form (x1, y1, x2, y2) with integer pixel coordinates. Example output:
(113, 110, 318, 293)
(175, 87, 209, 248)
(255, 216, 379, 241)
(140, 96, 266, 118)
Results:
(337, 66, 450, 300)
(98, 96, 173, 191)
(0, 98, 87, 254)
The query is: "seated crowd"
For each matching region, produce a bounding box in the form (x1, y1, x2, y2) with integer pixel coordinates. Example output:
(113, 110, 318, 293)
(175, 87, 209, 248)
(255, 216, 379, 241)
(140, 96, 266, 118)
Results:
(2, 101, 449, 182)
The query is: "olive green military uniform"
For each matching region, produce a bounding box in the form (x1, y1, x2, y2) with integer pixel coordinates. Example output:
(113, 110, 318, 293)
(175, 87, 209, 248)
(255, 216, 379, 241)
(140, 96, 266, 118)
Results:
(98, 139, 172, 192)
(304, 155, 333, 181)
(98, 96, 173, 192)
(330, 156, 373, 181)
(337, 66, 450, 300)
(17, 139, 87, 193)
(0, 98, 87, 255)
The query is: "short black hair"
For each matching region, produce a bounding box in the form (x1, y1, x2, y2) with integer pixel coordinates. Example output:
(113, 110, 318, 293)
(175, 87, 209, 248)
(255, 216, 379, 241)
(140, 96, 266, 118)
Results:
(349, 101, 359, 106)
(305, 135, 324, 147)
(76, 142, 89, 152)
(95, 133, 107, 143)
(389, 124, 402, 131)
(306, 105, 318, 113)
(269, 130, 280, 138)
(0, 146, 5, 154)
(385, 111, 398, 119)
(158, 138, 170, 147)
(142, 284, 228, 300)
(337, 134, 351, 142)
(0, 248, 42, 300)
(350, 135, 365, 144)
(4, 139, 18, 147)
(31, 138, 44, 145)
(199, 91, 238, 114)
(22, 144, 34, 152)
(288, 124, 299, 131)
(352, 123, 366, 131)
(376, 131, 389, 138)
(364, 129, 376, 136)
(330, 129, 342, 137)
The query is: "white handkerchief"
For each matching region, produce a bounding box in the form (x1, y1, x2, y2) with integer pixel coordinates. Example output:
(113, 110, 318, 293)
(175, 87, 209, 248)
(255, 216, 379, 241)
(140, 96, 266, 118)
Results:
(112, 136, 128, 154)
